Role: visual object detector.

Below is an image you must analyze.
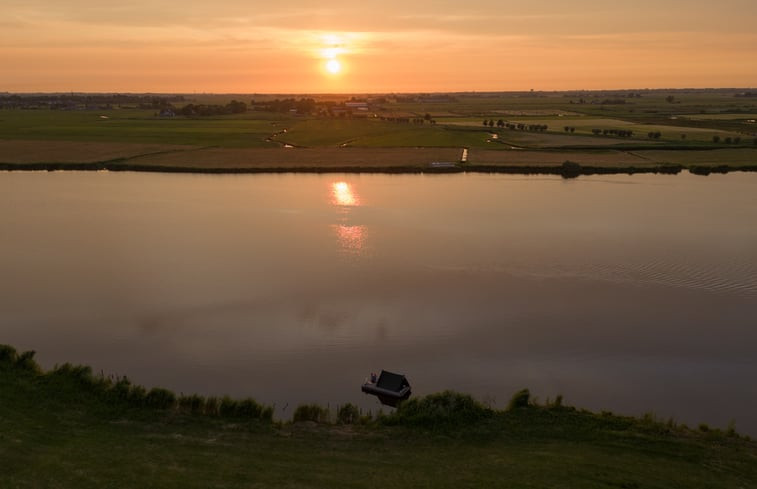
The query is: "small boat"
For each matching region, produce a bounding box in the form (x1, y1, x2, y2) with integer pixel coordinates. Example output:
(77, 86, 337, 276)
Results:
(361, 370, 411, 407)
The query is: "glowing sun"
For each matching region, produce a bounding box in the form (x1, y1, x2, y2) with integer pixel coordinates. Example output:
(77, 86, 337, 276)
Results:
(326, 59, 342, 74)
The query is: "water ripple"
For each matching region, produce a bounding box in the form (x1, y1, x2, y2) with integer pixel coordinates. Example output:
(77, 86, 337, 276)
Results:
(585, 258, 757, 296)
(481, 256, 757, 297)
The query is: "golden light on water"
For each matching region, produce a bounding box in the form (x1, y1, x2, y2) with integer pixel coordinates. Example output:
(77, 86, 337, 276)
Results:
(332, 181, 358, 206)
(330, 181, 366, 254)
(334, 224, 366, 253)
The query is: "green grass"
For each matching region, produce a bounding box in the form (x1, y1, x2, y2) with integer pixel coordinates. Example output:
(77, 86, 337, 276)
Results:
(279, 118, 399, 146)
(0, 109, 284, 147)
(504, 117, 744, 144)
(3, 344, 757, 488)
(634, 148, 757, 167)
(280, 118, 490, 148)
(353, 126, 491, 148)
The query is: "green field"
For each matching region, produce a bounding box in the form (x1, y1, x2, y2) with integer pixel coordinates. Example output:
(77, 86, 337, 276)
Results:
(0, 109, 283, 147)
(3, 345, 757, 488)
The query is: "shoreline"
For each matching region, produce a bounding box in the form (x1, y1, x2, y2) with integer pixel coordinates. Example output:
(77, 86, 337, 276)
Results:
(2, 139, 756, 177)
(2, 160, 756, 177)
(2, 343, 752, 434)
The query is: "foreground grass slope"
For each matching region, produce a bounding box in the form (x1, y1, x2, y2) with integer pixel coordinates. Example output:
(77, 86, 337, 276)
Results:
(2, 345, 756, 488)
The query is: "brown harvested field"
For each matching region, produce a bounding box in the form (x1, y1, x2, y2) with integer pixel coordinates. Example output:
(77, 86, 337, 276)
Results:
(467, 149, 657, 167)
(120, 147, 463, 169)
(498, 132, 665, 148)
(0, 139, 194, 164)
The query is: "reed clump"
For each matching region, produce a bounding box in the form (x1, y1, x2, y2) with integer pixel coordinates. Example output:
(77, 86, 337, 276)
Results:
(218, 396, 273, 421)
(336, 403, 360, 425)
(293, 404, 330, 423)
(506, 388, 532, 411)
(383, 390, 492, 428)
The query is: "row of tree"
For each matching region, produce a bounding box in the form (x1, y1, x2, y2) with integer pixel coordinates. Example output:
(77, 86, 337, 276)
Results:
(713, 136, 745, 144)
(253, 98, 317, 114)
(482, 120, 548, 131)
(411, 118, 437, 124)
(590, 128, 635, 137)
(177, 100, 247, 117)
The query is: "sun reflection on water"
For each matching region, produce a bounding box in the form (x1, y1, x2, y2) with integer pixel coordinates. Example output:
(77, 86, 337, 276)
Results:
(332, 181, 358, 206)
(333, 224, 366, 253)
(330, 181, 367, 255)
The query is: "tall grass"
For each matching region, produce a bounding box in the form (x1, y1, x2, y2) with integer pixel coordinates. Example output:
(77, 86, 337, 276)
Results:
(0, 344, 272, 423)
(1, 344, 749, 438)
(178, 394, 206, 414)
(383, 391, 492, 428)
(293, 404, 330, 423)
(145, 388, 176, 409)
(507, 388, 532, 410)
(10, 349, 43, 374)
(218, 396, 273, 421)
(336, 403, 360, 425)
(0, 344, 18, 365)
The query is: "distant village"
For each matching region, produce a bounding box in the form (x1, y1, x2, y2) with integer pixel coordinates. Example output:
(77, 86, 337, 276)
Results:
(0, 93, 459, 121)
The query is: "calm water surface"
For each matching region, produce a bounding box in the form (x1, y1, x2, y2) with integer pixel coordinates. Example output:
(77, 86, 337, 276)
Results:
(1, 171, 756, 432)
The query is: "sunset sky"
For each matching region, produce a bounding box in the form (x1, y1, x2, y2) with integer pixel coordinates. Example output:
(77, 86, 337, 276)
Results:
(2, 0, 756, 93)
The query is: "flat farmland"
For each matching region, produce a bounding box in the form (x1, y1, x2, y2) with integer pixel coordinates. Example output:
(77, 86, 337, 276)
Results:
(0, 139, 193, 164)
(0, 109, 282, 147)
(633, 148, 757, 167)
(494, 130, 647, 148)
(505, 117, 745, 143)
(280, 119, 491, 148)
(679, 113, 757, 121)
(2, 89, 756, 172)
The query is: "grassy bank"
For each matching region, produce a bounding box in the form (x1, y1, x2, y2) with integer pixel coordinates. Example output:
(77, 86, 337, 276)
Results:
(2, 345, 756, 488)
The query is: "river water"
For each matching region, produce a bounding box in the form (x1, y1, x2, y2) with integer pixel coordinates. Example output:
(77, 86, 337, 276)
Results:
(1, 171, 756, 432)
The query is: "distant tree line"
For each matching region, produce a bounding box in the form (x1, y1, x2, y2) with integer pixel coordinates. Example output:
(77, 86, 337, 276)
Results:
(590, 128, 635, 137)
(484, 120, 548, 131)
(411, 115, 436, 124)
(600, 99, 627, 105)
(178, 100, 247, 116)
(0, 94, 185, 110)
(253, 98, 317, 114)
(712, 135, 743, 144)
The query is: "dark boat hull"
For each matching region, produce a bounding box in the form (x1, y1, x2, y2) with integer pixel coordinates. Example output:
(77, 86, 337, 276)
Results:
(361, 383, 411, 407)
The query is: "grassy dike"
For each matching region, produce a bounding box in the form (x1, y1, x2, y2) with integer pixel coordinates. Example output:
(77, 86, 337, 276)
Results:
(2, 345, 757, 488)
